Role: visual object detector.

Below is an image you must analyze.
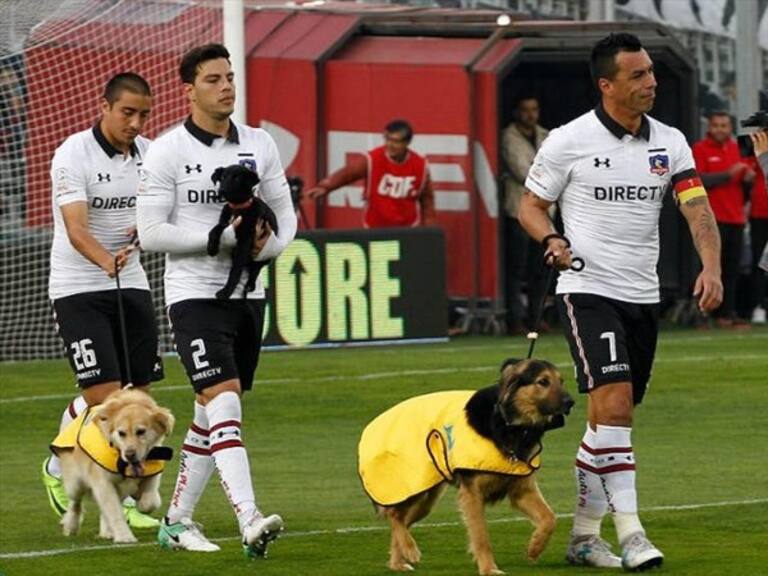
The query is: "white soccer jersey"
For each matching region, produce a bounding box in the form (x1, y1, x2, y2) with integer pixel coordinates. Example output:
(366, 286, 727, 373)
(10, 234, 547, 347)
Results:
(525, 104, 698, 304)
(49, 125, 150, 300)
(137, 118, 296, 305)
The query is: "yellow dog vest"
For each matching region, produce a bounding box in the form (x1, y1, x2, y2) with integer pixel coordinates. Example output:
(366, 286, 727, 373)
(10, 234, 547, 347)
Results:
(358, 391, 541, 506)
(51, 410, 169, 478)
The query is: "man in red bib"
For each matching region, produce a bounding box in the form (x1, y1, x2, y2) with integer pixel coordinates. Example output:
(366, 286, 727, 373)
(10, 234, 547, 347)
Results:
(306, 119, 436, 227)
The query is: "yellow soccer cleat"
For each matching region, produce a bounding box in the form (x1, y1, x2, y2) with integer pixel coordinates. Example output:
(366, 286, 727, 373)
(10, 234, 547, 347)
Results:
(123, 502, 161, 529)
(41, 457, 68, 517)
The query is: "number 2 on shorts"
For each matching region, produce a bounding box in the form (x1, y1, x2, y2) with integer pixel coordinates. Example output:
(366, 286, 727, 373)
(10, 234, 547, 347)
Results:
(600, 331, 617, 362)
(191, 338, 210, 369)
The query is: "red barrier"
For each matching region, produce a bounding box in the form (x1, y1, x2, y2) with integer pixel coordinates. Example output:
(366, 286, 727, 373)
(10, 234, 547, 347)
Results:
(244, 17, 522, 300)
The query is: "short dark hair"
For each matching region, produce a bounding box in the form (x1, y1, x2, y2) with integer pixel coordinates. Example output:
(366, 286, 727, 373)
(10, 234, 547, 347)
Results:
(179, 43, 231, 84)
(590, 33, 644, 87)
(706, 109, 732, 122)
(514, 94, 539, 108)
(103, 72, 151, 104)
(385, 119, 413, 142)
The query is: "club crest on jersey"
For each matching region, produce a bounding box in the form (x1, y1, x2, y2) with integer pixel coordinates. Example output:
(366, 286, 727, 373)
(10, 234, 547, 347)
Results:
(649, 154, 670, 176)
(238, 158, 257, 174)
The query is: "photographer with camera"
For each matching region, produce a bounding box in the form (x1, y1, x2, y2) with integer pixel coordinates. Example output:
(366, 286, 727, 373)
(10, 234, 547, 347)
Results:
(693, 111, 755, 327)
(744, 118, 768, 323)
(750, 130, 768, 167)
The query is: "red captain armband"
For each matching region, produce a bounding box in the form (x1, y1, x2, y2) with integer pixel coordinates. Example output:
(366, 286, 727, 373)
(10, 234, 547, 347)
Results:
(673, 174, 707, 204)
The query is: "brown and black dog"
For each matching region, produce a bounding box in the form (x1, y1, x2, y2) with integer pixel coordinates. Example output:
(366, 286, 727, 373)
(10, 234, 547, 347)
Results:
(358, 358, 574, 575)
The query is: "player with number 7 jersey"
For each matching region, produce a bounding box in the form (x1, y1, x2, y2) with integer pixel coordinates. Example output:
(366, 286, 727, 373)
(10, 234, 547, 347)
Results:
(519, 34, 722, 572)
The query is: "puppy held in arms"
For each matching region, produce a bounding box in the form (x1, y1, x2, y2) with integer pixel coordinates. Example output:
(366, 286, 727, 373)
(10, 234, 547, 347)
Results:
(358, 358, 574, 575)
(207, 164, 279, 299)
(51, 389, 174, 543)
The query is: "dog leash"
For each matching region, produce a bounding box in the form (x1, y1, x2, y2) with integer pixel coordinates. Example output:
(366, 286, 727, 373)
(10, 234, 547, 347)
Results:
(526, 234, 584, 359)
(114, 234, 140, 387)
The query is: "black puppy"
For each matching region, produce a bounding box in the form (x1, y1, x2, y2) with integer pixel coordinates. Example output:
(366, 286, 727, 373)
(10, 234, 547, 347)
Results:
(207, 164, 279, 299)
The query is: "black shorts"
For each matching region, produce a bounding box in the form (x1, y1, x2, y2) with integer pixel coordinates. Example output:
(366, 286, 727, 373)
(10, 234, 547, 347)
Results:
(53, 289, 160, 388)
(556, 293, 659, 405)
(168, 299, 266, 393)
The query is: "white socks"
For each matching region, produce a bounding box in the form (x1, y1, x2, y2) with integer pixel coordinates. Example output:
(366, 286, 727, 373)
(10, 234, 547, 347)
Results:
(167, 394, 262, 531)
(206, 391, 258, 531)
(572, 424, 608, 537)
(593, 424, 644, 543)
(47, 395, 88, 478)
(573, 424, 645, 543)
(167, 402, 215, 524)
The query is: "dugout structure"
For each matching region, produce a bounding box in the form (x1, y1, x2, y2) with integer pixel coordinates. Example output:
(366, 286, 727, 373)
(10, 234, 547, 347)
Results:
(243, 8, 698, 329)
(0, 1, 697, 360)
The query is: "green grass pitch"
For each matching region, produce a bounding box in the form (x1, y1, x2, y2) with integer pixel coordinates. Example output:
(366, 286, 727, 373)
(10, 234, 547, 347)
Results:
(1, 328, 766, 575)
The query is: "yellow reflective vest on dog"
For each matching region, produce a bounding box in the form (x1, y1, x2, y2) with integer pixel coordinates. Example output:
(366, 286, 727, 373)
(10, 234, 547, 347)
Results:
(358, 391, 541, 506)
(51, 411, 167, 478)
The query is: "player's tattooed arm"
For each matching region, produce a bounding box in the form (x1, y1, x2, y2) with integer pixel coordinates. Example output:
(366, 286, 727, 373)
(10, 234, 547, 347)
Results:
(680, 196, 720, 265)
(679, 195, 723, 311)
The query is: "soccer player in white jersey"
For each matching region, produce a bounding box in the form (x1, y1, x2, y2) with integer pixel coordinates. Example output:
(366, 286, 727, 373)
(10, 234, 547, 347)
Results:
(42, 73, 161, 529)
(137, 44, 296, 557)
(519, 34, 723, 571)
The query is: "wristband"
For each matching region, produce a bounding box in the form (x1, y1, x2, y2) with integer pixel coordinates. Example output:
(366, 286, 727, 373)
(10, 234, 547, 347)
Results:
(542, 233, 570, 249)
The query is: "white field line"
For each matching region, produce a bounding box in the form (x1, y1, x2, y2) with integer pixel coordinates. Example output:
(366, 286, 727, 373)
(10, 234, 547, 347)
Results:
(0, 497, 765, 560)
(1, 353, 767, 405)
(427, 332, 768, 355)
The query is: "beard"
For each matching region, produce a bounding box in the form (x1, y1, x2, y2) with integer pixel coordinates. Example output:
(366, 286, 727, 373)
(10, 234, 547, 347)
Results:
(633, 94, 655, 113)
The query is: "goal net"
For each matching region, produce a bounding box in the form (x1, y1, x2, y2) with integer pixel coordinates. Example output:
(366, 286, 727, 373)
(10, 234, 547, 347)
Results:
(0, 0, 222, 360)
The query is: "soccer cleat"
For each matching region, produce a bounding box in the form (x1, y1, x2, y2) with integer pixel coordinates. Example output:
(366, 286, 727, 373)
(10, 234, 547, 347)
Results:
(158, 517, 220, 552)
(242, 513, 284, 559)
(621, 532, 664, 572)
(566, 533, 622, 568)
(41, 457, 68, 517)
(123, 502, 160, 529)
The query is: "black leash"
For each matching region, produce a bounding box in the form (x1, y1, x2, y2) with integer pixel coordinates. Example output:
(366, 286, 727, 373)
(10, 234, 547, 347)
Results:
(114, 234, 139, 386)
(526, 234, 584, 359)
(114, 257, 132, 386)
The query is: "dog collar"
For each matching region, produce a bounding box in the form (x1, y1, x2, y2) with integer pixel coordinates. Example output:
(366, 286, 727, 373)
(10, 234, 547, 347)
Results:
(51, 411, 174, 479)
(116, 447, 174, 477)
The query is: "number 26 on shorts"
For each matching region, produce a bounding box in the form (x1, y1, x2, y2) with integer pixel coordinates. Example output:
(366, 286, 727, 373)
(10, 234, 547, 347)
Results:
(70, 338, 97, 371)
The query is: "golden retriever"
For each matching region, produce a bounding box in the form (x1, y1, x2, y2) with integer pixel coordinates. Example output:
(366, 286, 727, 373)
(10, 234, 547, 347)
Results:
(358, 358, 574, 575)
(57, 388, 174, 543)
